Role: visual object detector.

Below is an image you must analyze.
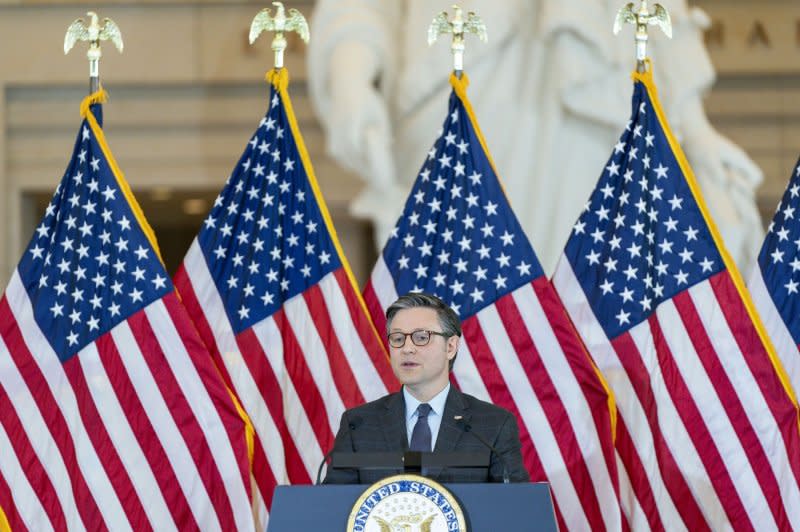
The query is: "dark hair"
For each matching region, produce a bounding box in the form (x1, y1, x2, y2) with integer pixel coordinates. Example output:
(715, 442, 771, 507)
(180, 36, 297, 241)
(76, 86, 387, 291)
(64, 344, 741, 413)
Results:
(385, 292, 461, 370)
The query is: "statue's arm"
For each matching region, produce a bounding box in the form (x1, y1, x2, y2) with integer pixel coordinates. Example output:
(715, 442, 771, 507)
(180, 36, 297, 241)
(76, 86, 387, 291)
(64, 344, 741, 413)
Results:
(307, 0, 402, 186)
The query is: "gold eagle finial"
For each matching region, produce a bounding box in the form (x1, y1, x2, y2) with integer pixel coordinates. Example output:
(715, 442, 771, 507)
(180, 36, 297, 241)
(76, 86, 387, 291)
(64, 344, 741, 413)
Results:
(250, 2, 310, 69)
(428, 5, 487, 74)
(613, 0, 671, 72)
(64, 12, 123, 92)
(64, 11, 123, 55)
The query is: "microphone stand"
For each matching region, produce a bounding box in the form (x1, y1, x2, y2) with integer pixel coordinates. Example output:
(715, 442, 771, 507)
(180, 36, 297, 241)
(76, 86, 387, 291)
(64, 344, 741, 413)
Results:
(455, 416, 510, 483)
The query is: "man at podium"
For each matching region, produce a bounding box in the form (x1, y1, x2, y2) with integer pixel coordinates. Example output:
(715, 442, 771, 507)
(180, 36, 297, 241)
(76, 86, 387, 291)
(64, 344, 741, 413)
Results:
(324, 293, 530, 484)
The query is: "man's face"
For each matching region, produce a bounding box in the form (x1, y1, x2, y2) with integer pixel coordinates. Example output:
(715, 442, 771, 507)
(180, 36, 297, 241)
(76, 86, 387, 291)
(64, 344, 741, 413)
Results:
(388, 307, 458, 396)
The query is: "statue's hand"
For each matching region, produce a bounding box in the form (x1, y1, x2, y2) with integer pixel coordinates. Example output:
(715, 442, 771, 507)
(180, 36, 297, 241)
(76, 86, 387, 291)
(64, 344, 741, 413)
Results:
(683, 121, 763, 194)
(329, 86, 394, 179)
(320, 41, 400, 249)
(350, 181, 408, 249)
(328, 83, 400, 246)
(714, 133, 764, 191)
(681, 114, 764, 268)
(326, 42, 396, 190)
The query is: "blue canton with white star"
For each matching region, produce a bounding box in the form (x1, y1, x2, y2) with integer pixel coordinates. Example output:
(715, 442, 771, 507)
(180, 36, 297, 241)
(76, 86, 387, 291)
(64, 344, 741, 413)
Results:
(17, 103, 172, 361)
(382, 88, 543, 319)
(197, 84, 340, 333)
(757, 156, 800, 344)
(563, 81, 724, 339)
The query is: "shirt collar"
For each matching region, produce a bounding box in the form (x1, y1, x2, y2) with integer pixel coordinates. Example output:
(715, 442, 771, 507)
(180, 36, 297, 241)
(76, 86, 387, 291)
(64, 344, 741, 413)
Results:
(403, 382, 451, 420)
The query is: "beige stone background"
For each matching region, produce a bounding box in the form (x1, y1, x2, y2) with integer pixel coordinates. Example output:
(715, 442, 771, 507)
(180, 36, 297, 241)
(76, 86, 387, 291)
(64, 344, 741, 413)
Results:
(0, 0, 797, 287)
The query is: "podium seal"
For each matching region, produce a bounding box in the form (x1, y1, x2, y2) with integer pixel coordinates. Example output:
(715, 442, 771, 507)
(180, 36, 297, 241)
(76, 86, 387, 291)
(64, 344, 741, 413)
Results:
(347, 474, 467, 531)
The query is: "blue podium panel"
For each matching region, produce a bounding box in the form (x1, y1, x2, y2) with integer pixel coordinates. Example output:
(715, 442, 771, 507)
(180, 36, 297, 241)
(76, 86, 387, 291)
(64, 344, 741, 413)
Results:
(267, 483, 556, 532)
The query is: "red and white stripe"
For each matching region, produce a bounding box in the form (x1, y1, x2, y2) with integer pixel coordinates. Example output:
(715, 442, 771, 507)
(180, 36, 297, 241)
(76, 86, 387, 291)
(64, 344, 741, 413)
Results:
(175, 239, 396, 525)
(554, 258, 800, 531)
(0, 271, 255, 532)
(365, 255, 622, 532)
(748, 267, 800, 395)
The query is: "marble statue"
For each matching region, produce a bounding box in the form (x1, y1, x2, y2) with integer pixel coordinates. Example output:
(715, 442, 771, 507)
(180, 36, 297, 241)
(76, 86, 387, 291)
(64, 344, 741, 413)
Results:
(308, 0, 763, 274)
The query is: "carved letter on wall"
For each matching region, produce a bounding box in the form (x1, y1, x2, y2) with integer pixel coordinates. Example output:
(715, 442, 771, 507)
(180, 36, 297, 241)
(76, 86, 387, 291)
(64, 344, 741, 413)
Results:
(705, 20, 724, 47)
(748, 20, 771, 47)
(796, 20, 800, 46)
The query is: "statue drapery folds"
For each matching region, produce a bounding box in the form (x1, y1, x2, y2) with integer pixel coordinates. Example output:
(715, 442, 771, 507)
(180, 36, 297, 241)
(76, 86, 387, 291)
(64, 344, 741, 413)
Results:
(308, 0, 763, 274)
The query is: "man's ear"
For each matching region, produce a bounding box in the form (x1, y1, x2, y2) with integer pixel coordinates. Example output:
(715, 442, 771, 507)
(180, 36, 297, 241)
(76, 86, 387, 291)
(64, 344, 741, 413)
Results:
(446, 335, 459, 360)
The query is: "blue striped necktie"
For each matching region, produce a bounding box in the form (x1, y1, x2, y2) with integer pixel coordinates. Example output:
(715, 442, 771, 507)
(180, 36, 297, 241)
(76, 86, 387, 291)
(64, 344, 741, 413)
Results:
(410, 403, 432, 452)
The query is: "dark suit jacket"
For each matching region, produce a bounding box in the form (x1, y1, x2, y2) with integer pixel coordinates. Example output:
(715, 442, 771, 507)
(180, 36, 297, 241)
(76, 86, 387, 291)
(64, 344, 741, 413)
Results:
(324, 386, 530, 484)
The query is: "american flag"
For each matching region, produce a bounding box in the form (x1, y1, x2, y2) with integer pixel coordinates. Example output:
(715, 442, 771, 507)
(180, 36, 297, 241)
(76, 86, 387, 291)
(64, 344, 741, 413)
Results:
(553, 70, 800, 530)
(173, 69, 397, 524)
(748, 157, 800, 396)
(0, 92, 255, 531)
(363, 73, 621, 531)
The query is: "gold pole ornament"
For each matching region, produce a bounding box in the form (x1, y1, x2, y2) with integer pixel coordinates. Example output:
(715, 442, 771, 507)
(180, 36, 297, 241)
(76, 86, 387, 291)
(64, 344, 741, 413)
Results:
(428, 5, 487, 77)
(613, 1, 672, 73)
(249, 2, 310, 70)
(64, 12, 123, 94)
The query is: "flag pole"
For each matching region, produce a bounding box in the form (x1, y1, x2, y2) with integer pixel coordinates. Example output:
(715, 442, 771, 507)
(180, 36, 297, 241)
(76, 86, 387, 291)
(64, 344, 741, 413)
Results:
(64, 11, 124, 94)
(427, 5, 487, 79)
(613, 0, 672, 73)
(249, 1, 310, 72)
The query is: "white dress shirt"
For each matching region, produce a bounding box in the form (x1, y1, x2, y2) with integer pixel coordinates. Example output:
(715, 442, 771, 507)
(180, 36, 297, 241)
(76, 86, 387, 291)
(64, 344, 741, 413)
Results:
(403, 383, 450, 450)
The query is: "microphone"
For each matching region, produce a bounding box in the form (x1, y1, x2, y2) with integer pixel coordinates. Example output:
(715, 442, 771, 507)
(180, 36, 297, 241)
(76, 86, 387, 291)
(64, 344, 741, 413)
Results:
(454, 415, 510, 483)
(315, 415, 363, 485)
(315, 448, 334, 486)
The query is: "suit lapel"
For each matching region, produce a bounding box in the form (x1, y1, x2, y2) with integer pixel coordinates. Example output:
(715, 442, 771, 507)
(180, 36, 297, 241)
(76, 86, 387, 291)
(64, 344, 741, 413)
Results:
(434, 386, 470, 452)
(381, 391, 408, 451)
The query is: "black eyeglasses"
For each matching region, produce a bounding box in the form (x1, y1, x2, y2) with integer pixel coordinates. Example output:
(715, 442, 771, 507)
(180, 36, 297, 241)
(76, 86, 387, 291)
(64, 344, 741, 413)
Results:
(387, 330, 449, 348)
